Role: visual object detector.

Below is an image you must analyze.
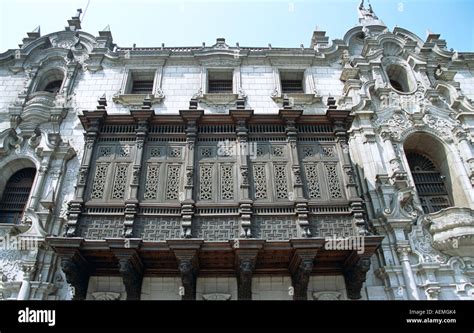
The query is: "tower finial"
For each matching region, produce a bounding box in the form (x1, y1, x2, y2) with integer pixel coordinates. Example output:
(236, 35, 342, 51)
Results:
(75, 8, 83, 20)
(66, 8, 82, 31)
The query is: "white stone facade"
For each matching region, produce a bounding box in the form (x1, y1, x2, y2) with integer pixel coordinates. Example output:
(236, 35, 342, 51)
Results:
(0, 6, 473, 301)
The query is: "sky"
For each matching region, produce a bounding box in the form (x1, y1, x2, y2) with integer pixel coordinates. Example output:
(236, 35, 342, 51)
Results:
(0, 0, 473, 53)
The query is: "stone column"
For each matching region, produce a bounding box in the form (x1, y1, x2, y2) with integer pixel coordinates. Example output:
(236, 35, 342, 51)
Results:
(17, 263, 36, 300)
(62, 61, 79, 96)
(23, 66, 39, 96)
(179, 110, 203, 238)
(231, 110, 254, 238)
(396, 244, 420, 300)
(28, 157, 51, 210)
(380, 129, 405, 177)
(454, 129, 474, 185)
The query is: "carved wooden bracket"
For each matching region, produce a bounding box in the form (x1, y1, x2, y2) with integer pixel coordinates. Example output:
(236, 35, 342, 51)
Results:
(343, 256, 371, 300)
(235, 252, 258, 300)
(116, 252, 143, 300)
(289, 250, 317, 300)
(169, 242, 201, 300)
(177, 255, 198, 300)
(107, 239, 144, 300)
(59, 251, 90, 301)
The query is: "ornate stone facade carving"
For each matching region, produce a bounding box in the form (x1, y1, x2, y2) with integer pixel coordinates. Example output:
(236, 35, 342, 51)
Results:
(1, 5, 472, 302)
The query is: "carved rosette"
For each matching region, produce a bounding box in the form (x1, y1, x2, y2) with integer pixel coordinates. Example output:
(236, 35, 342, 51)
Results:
(376, 113, 413, 141)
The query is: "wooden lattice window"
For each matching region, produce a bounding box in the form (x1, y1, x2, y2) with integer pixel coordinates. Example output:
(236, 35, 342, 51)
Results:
(407, 152, 452, 214)
(0, 168, 36, 224)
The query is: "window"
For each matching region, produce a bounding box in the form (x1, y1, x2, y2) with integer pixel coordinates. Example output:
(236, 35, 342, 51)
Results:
(44, 80, 63, 94)
(129, 72, 154, 94)
(406, 152, 452, 214)
(0, 168, 36, 224)
(385, 63, 415, 93)
(35, 69, 64, 94)
(280, 71, 304, 94)
(113, 68, 164, 106)
(389, 79, 404, 92)
(207, 70, 233, 93)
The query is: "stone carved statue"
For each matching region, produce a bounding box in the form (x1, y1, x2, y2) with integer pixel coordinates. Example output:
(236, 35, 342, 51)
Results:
(358, 0, 378, 20)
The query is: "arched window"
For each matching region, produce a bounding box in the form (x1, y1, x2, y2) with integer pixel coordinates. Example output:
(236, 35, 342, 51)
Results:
(406, 152, 452, 213)
(35, 69, 65, 94)
(0, 168, 36, 224)
(385, 63, 415, 93)
(44, 80, 63, 94)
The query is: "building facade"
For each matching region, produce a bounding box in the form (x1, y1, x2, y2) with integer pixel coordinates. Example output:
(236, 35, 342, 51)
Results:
(0, 3, 473, 300)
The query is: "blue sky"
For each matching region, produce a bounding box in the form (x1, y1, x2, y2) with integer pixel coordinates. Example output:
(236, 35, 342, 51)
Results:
(0, 0, 473, 52)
